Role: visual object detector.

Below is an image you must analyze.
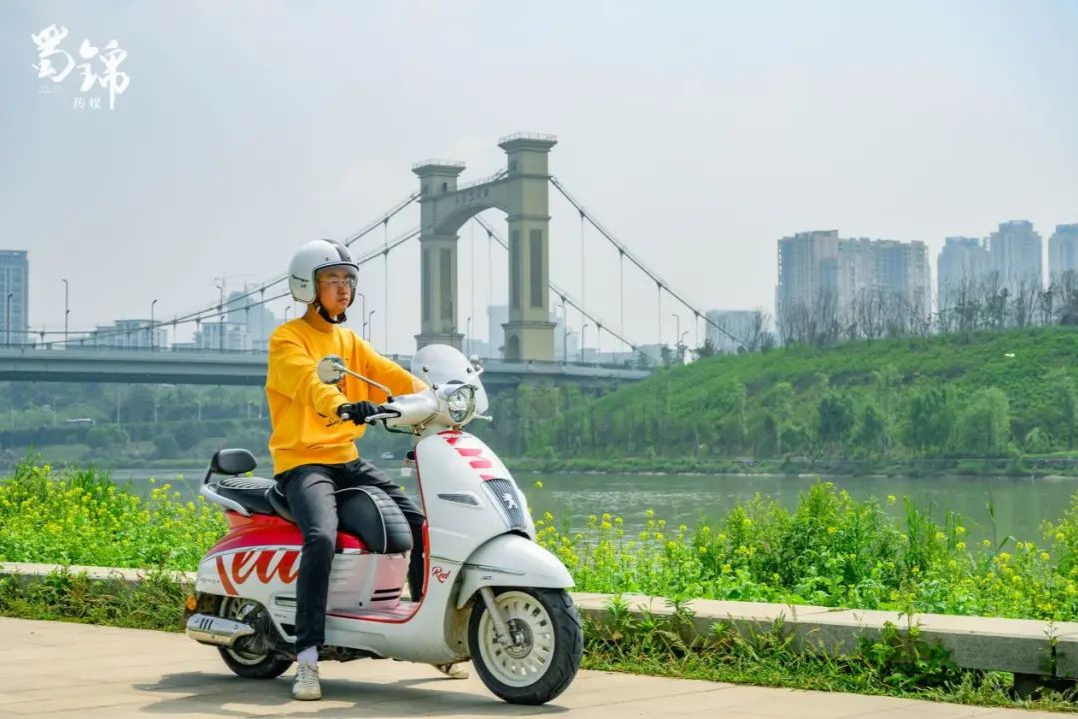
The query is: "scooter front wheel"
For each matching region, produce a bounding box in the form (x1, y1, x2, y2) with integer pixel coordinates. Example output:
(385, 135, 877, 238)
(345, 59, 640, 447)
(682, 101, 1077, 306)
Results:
(468, 588, 583, 705)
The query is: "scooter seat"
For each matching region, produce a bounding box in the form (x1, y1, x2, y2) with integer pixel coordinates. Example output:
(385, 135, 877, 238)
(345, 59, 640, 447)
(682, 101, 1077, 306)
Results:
(216, 477, 412, 555)
(215, 476, 278, 515)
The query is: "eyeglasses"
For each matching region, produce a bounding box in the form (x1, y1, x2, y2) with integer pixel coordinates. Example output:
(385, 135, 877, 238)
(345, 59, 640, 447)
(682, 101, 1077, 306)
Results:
(318, 277, 356, 290)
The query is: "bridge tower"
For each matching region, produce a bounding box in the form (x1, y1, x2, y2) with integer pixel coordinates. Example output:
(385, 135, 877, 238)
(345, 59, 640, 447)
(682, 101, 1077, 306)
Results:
(413, 133, 557, 361)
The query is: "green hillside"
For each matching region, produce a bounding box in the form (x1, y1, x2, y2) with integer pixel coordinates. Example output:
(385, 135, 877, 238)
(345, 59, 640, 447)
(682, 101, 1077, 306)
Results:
(524, 327, 1078, 464)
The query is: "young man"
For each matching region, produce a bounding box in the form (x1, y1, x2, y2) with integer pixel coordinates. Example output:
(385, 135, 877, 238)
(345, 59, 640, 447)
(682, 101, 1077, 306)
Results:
(266, 239, 466, 701)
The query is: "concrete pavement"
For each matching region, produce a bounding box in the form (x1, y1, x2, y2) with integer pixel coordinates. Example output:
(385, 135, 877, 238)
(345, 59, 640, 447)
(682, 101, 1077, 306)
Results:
(0, 617, 1064, 718)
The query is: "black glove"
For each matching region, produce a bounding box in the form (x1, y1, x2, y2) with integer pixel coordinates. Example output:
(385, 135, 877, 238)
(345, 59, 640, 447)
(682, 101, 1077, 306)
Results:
(337, 401, 381, 424)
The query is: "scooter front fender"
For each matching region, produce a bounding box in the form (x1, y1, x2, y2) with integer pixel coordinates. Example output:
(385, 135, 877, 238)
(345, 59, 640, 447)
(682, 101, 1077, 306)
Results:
(455, 533, 574, 609)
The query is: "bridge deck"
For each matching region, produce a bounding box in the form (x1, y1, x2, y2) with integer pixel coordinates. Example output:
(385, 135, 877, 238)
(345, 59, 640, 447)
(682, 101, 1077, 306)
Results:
(0, 348, 650, 387)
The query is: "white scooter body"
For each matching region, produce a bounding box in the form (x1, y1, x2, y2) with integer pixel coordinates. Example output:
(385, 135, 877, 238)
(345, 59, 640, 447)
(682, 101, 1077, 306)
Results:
(191, 347, 573, 668)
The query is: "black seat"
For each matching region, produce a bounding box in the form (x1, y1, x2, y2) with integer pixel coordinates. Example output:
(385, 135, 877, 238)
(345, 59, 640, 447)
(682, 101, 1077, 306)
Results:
(216, 476, 278, 515)
(336, 486, 413, 554)
(208, 447, 412, 554)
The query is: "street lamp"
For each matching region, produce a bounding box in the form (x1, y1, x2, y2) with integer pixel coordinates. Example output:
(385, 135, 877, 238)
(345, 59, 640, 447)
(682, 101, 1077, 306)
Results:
(150, 299, 158, 351)
(5, 292, 12, 346)
(466, 316, 472, 357)
(284, 304, 292, 322)
(580, 322, 590, 364)
(679, 330, 690, 364)
(558, 299, 567, 364)
(366, 309, 376, 343)
(356, 292, 366, 335)
(62, 279, 69, 348)
(671, 313, 681, 351)
(215, 279, 225, 352)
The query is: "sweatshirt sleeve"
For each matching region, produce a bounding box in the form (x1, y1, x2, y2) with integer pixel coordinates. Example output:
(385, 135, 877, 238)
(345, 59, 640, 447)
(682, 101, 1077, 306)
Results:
(357, 339, 425, 403)
(267, 329, 347, 419)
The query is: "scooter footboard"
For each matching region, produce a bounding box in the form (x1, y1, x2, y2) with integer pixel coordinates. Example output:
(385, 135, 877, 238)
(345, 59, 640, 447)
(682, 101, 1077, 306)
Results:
(455, 534, 574, 609)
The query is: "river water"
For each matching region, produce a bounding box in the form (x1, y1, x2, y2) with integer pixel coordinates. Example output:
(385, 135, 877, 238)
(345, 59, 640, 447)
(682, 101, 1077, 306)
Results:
(105, 466, 1078, 544)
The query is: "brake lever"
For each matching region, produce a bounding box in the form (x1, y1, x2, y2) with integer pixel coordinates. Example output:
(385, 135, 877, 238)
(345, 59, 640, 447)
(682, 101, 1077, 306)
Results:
(365, 409, 402, 425)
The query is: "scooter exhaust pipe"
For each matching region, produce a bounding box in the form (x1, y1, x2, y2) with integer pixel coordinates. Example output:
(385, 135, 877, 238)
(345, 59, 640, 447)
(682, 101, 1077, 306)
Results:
(185, 613, 255, 647)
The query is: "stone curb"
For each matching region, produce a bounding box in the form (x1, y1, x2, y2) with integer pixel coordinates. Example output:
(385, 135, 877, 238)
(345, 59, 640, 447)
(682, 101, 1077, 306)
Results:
(5, 562, 1078, 679)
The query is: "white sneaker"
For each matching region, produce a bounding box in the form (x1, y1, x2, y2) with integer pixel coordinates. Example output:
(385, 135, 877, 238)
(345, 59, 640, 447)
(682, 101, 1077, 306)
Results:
(293, 662, 321, 701)
(433, 662, 469, 679)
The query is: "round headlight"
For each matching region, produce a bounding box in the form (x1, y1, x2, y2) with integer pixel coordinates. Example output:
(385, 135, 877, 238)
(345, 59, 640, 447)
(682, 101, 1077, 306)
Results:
(446, 385, 476, 424)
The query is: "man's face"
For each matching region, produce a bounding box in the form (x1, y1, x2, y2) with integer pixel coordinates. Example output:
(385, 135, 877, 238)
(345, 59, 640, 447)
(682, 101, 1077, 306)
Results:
(316, 267, 356, 316)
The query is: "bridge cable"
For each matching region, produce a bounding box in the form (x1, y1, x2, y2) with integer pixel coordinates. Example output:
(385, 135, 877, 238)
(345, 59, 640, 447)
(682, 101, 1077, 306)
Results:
(548, 176, 747, 349)
(472, 215, 652, 364)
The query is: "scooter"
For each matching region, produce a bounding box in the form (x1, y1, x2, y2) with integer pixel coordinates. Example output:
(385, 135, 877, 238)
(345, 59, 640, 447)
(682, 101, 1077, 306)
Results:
(182, 344, 583, 705)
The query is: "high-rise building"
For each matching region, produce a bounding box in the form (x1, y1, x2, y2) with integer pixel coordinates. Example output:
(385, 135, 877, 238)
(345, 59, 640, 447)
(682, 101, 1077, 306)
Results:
(194, 320, 248, 351)
(86, 319, 166, 350)
(226, 290, 276, 351)
(988, 220, 1043, 293)
(937, 237, 990, 311)
(1048, 224, 1078, 284)
(0, 251, 29, 345)
(776, 230, 930, 337)
(775, 230, 841, 329)
(874, 239, 932, 313)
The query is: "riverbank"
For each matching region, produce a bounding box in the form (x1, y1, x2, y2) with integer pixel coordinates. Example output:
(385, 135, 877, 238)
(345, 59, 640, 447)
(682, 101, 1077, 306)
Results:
(505, 454, 1078, 478)
(5, 460, 1078, 621)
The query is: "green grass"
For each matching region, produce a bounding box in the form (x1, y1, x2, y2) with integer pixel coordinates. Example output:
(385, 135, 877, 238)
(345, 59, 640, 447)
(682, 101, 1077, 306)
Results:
(527, 326, 1078, 461)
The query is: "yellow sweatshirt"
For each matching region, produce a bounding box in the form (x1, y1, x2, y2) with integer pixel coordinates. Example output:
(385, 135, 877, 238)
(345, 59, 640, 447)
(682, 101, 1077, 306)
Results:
(265, 318, 421, 476)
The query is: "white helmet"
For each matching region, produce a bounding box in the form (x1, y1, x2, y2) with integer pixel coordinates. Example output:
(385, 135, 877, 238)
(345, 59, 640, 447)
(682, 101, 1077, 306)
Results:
(288, 239, 359, 306)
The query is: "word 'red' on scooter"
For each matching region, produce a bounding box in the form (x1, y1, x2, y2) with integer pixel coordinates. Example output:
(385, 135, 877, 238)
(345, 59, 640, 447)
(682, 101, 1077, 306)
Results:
(182, 344, 583, 705)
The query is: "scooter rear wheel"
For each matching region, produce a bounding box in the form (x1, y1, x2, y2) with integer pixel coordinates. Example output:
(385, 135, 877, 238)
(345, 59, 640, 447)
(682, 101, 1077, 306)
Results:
(468, 588, 583, 705)
(216, 597, 293, 680)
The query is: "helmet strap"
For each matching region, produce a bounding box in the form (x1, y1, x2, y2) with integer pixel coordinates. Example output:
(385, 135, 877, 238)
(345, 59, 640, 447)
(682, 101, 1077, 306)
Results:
(315, 302, 347, 325)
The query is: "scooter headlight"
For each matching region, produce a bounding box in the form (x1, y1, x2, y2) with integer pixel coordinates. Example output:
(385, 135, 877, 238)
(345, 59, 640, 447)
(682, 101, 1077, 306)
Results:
(446, 384, 476, 425)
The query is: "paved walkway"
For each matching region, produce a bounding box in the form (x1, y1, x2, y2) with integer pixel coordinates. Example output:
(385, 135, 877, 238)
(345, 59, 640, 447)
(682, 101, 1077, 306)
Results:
(0, 617, 1064, 718)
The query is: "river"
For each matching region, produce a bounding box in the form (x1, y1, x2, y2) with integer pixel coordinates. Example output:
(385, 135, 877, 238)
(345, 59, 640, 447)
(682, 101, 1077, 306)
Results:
(103, 465, 1077, 544)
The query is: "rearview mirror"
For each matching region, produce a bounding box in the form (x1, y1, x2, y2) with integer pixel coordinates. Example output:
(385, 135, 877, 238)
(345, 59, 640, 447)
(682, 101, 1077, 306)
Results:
(317, 355, 346, 385)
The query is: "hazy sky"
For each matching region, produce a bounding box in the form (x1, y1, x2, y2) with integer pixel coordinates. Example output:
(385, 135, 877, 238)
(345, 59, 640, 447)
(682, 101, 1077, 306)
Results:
(1, 0, 1076, 353)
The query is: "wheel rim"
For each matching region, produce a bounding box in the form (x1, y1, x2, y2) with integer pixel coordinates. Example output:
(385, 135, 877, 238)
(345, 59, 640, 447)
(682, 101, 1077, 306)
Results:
(219, 597, 268, 666)
(477, 591, 556, 688)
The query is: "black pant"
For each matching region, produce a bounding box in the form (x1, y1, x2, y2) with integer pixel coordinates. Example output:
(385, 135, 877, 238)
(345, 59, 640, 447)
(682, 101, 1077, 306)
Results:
(276, 458, 425, 652)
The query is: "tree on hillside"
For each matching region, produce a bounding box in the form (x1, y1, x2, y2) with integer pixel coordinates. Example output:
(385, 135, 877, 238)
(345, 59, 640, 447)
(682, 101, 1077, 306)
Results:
(957, 387, 1011, 456)
(759, 382, 794, 456)
(817, 392, 855, 453)
(1057, 377, 1078, 450)
(855, 401, 889, 456)
(692, 338, 718, 360)
(905, 386, 957, 453)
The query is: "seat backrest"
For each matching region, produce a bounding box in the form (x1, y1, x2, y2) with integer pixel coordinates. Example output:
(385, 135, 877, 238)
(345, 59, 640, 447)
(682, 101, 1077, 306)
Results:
(336, 486, 413, 554)
(211, 448, 257, 476)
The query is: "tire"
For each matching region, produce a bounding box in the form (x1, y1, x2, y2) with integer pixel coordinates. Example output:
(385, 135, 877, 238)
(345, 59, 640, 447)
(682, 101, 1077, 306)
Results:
(216, 597, 293, 680)
(217, 646, 293, 679)
(468, 588, 583, 705)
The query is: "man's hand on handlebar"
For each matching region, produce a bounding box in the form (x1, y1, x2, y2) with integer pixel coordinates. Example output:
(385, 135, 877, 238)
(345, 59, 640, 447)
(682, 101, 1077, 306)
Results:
(337, 401, 382, 425)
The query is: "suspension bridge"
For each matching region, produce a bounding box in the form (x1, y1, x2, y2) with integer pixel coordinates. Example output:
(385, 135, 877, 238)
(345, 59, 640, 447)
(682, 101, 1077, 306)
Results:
(7, 132, 744, 385)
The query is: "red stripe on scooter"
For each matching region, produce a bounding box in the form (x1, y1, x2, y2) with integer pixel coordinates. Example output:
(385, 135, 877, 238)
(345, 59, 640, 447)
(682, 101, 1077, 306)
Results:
(211, 513, 367, 555)
(455, 447, 482, 457)
(469, 459, 493, 469)
(216, 555, 238, 596)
